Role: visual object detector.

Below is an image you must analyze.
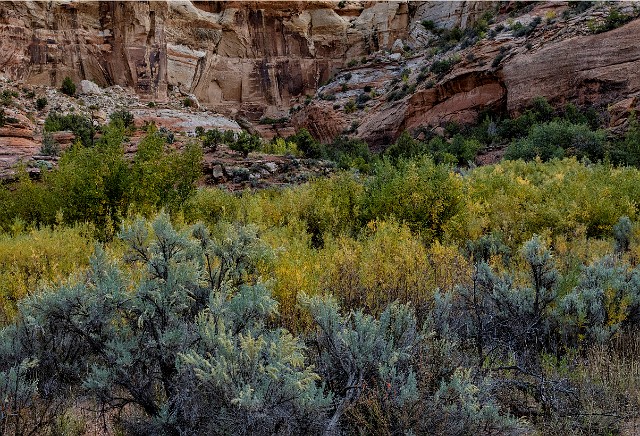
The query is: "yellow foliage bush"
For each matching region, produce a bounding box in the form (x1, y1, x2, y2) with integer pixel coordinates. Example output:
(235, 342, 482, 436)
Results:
(320, 220, 450, 314)
(459, 159, 640, 247)
(0, 225, 95, 323)
(258, 222, 324, 332)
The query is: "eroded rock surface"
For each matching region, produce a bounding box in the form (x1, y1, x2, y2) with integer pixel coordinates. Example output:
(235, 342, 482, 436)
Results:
(0, 0, 491, 119)
(294, 3, 640, 145)
(2, 1, 640, 166)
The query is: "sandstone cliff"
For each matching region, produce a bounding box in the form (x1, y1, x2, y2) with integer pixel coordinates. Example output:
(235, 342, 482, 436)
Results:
(0, 1, 168, 99)
(293, 2, 640, 145)
(0, 1, 491, 119)
(1, 1, 640, 158)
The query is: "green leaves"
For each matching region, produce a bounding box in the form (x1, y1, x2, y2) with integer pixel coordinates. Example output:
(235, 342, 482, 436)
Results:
(504, 120, 607, 162)
(362, 156, 463, 240)
(130, 131, 203, 215)
(229, 131, 261, 158)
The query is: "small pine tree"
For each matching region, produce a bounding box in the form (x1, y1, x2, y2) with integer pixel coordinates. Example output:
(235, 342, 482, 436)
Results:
(202, 128, 222, 152)
(60, 76, 76, 96)
(36, 96, 48, 110)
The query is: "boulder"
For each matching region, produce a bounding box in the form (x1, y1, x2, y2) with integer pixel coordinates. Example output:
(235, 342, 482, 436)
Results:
(391, 39, 405, 53)
(79, 80, 102, 95)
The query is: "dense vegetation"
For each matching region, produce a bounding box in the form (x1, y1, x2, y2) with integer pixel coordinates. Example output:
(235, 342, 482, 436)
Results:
(2, 100, 640, 434)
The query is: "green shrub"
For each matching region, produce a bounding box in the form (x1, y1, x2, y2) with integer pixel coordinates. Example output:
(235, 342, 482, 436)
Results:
(262, 137, 300, 156)
(288, 128, 325, 158)
(591, 7, 632, 33)
(48, 124, 131, 237)
(4, 124, 203, 238)
(1, 90, 17, 106)
(512, 16, 541, 37)
(384, 131, 428, 162)
(421, 20, 436, 31)
(530, 95, 555, 122)
(610, 112, 640, 166)
(445, 134, 483, 165)
(356, 92, 371, 105)
(259, 116, 289, 125)
(385, 131, 481, 166)
(35, 96, 47, 110)
(44, 112, 95, 147)
(202, 128, 222, 152)
(430, 56, 459, 78)
(492, 52, 507, 67)
(229, 131, 261, 158)
(344, 100, 356, 114)
(109, 109, 134, 128)
(296, 173, 365, 246)
(129, 130, 203, 214)
(504, 120, 607, 162)
(39, 132, 59, 156)
(362, 156, 463, 239)
(327, 135, 373, 171)
(60, 76, 76, 96)
(222, 129, 236, 144)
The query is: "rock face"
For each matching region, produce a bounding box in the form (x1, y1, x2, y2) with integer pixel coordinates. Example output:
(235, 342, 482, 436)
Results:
(0, 0, 490, 119)
(293, 3, 640, 146)
(502, 18, 640, 113)
(0, 1, 167, 100)
(162, 1, 414, 119)
(0, 108, 38, 176)
(2, 1, 640, 152)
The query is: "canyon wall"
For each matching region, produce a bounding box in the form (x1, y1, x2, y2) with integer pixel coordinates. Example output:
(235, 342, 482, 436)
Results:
(3, 1, 639, 149)
(0, 0, 490, 119)
(0, 1, 168, 99)
(292, 3, 640, 145)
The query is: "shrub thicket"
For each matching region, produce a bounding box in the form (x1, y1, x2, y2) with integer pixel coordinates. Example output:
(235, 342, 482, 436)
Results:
(44, 112, 95, 147)
(0, 124, 202, 239)
(3, 93, 640, 434)
(504, 120, 607, 162)
(0, 215, 431, 435)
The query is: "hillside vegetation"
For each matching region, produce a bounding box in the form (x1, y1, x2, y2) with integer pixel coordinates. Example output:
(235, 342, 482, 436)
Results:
(2, 107, 640, 434)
